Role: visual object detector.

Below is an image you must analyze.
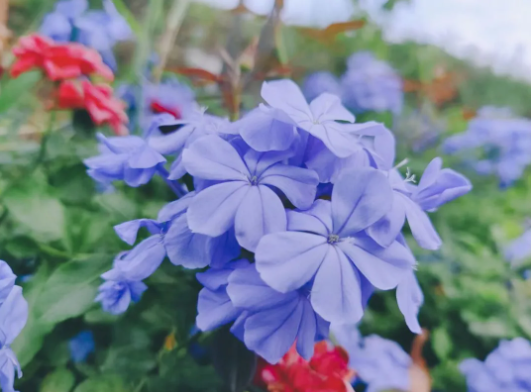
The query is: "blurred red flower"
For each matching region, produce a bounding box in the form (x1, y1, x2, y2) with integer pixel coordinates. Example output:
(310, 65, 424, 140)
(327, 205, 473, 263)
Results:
(11, 34, 114, 82)
(57, 80, 128, 135)
(254, 342, 356, 392)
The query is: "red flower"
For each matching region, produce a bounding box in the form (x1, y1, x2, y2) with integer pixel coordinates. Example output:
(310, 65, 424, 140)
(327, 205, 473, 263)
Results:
(255, 342, 356, 392)
(57, 80, 128, 135)
(11, 34, 114, 81)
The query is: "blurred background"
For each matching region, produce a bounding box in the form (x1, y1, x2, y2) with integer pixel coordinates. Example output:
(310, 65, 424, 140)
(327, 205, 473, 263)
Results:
(2, 0, 531, 391)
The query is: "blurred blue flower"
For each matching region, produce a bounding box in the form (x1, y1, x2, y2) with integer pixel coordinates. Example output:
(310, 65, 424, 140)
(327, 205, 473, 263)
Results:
(117, 78, 198, 134)
(333, 326, 411, 392)
(505, 228, 531, 265)
(84, 133, 166, 187)
(395, 105, 444, 152)
(0, 261, 28, 392)
(442, 106, 531, 188)
(69, 330, 95, 363)
(341, 51, 404, 115)
(39, 0, 132, 71)
(352, 335, 412, 392)
(302, 71, 341, 102)
(460, 338, 531, 392)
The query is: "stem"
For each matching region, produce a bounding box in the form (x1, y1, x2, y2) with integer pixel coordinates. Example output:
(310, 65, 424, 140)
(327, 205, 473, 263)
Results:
(156, 166, 187, 198)
(32, 111, 56, 171)
(154, 0, 191, 82)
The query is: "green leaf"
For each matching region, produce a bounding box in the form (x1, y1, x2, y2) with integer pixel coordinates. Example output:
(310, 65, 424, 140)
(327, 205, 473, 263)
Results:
(13, 256, 111, 366)
(432, 327, 452, 360)
(4, 187, 66, 243)
(40, 368, 75, 392)
(12, 263, 53, 367)
(35, 255, 111, 324)
(73, 375, 127, 392)
(0, 71, 41, 114)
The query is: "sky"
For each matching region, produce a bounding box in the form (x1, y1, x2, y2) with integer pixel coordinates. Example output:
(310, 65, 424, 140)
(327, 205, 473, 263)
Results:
(361, 0, 531, 82)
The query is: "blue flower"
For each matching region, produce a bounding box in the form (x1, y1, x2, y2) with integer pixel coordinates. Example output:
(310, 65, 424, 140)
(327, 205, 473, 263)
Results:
(69, 330, 95, 363)
(368, 157, 472, 250)
(259, 79, 369, 158)
(341, 51, 404, 115)
(303, 71, 342, 102)
(460, 338, 531, 392)
(442, 107, 531, 187)
(505, 228, 531, 265)
(182, 135, 319, 251)
(196, 261, 329, 364)
(396, 269, 424, 334)
(95, 252, 149, 315)
(115, 194, 240, 270)
(304, 121, 397, 183)
(226, 105, 298, 153)
(117, 79, 198, 134)
(39, 0, 132, 71)
(195, 260, 249, 332)
(39, 0, 87, 42)
(0, 261, 28, 392)
(84, 133, 166, 187)
(347, 332, 412, 392)
(97, 193, 241, 314)
(148, 109, 230, 159)
(255, 168, 416, 325)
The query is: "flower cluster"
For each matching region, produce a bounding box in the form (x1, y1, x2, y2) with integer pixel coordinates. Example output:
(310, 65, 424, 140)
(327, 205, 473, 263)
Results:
(116, 77, 198, 133)
(460, 338, 531, 392)
(253, 341, 355, 392)
(87, 78, 471, 363)
(39, 0, 132, 71)
(442, 106, 531, 188)
(11, 34, 128, 135)
(0, 261, 28, 392)
(304, 51, 404, 115)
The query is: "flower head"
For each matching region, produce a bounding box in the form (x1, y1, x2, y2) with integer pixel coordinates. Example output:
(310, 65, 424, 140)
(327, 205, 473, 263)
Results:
(254, 341, 355, 392)
(95, 251, 149, 315)
(442, 106, 531, 187)
(0, 261, 28, 392)
(341, 51, 403, 115)
(39, 0, 132, 71)
(351, 335, 412, 392)
(368, 157, 472, 251)
(183, 135, 319, 251)
(58, 80, 128, 135)
(197, 262, 329, 364)
(84, 133, 165, 187)
(39, 0, 87, 42)
(11, 34, 113, 81)
(255, 168, 416, 325)
(460, 338, 531, 392)
(303, 71, 342, 102)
